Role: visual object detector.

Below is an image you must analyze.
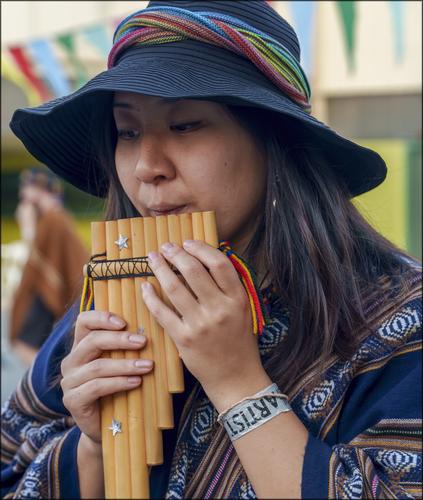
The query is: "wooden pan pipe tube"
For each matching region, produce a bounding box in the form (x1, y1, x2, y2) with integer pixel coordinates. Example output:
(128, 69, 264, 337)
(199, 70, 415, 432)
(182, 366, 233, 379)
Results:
(91, 222, 116, 499)
(88, 211, 218, 499)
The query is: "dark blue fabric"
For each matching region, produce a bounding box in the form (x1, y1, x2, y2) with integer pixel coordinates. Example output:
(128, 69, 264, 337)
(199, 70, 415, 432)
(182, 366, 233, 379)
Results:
(31, 302, 78, 414)
(302, 433, 333, 499)
(59, 426, 82, 499)
(301, 332, 422, 499)
(337, 349, 422, 443)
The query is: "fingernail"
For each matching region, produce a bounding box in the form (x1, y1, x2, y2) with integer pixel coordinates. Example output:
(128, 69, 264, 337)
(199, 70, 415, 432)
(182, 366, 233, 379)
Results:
(134, 359, 153, 368)
(148, 251, 160, 263)
(129, 334, 145, 343)
(141, 282, 152, 293)
(110, 315, 125, 327)
(161, 242, 175, 254)
(127, 376, 141, 384)
(183, 240, 196, 248)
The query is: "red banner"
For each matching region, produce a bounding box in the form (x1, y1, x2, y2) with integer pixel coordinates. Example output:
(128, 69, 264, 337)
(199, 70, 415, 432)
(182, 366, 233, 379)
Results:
(9, 46, 52, 101)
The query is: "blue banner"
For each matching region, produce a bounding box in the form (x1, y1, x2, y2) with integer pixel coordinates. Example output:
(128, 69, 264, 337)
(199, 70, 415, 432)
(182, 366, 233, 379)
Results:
(388, 1, 405, 63)
(27, 38, 71, 97)
(289, 1, 316, 77)
(81, 24, 112, 58)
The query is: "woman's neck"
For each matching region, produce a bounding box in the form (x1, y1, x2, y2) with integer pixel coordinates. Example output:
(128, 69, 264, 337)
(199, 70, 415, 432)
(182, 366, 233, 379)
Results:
(232, 235, 269, 290)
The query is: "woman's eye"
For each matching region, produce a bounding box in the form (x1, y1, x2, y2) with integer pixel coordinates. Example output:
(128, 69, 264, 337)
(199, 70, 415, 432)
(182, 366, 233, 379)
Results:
(117, 129, 140, 140)
(170, 122, 201, 132)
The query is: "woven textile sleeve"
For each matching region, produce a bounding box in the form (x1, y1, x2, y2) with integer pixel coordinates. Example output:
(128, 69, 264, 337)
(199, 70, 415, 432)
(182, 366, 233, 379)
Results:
(1, 305, 81, 499)
(300, 289, 422, 499)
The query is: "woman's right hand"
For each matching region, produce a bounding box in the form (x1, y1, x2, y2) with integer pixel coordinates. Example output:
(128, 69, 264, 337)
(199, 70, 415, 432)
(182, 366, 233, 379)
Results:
(60, 311, 153, 444)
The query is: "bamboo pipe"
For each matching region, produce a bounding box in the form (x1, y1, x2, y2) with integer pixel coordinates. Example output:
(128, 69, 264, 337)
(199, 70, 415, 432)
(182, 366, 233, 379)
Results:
(117, 219, 149, 498)
(91, 222, 116, 499)
(202, 211, 219, 248)
(179, 213, 194, 242)
(105, 221, 131, 499)
(156, 216, 184, 394)
(167, 213, 186, 362)
(143, 217, 174, 429)
(130, 218, 163, 466)
(192, 212, 205, 241)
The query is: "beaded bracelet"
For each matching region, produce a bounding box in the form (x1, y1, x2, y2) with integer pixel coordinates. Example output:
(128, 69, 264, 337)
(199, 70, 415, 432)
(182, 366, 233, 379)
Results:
(217, 383, 291, 441)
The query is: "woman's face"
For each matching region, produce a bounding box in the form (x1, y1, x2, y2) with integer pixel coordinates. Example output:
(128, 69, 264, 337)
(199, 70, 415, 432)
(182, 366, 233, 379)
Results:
(113, 92, 267, 251)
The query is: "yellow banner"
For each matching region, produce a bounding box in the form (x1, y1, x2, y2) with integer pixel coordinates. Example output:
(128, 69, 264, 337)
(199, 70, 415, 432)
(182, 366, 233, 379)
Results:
(354, 139, 409, 252)
(1, 52, 41, 107)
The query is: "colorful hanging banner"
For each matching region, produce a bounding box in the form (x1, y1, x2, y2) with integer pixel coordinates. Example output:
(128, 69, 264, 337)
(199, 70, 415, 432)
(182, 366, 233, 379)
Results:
(56, 32, 88, 89)
(8, 46, 52, 101)
(1, 52, 41, 106)
(289, 1, 317, 77)
(81, 24, 112, 59)
(388, 1, 405, 63)
(27, 39, 72, 97)
(355, 139, 410, 253)
(335, 1, 357, 72)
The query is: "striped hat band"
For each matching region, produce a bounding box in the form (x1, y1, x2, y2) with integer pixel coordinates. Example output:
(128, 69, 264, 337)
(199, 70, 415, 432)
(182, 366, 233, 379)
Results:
(109, 6, 311, 112)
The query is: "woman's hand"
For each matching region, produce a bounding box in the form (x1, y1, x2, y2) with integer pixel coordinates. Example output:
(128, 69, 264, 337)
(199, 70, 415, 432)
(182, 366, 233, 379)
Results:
(60, 311, 153, 444)
(142, 240, 271, 411)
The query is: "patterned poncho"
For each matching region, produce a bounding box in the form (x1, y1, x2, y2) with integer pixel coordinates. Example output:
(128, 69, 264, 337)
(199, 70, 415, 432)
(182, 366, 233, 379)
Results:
(1, 263, 422, 499)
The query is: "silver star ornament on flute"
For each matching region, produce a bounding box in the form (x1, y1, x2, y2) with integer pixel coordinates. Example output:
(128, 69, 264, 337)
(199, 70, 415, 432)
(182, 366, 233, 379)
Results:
(108, 419, 122, 437)
(114, 234, 129, 250)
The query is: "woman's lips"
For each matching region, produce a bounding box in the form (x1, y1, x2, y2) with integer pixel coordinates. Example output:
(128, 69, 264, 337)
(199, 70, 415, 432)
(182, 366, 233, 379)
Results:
(148, 205, 187, 217)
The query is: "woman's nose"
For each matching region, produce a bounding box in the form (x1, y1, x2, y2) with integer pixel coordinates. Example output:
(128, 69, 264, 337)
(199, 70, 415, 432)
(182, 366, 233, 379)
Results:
(134, 134, 175, 184)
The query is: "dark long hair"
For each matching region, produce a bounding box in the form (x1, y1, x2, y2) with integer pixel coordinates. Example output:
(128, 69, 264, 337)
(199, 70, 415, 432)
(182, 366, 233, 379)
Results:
(91, 94, 411, 392)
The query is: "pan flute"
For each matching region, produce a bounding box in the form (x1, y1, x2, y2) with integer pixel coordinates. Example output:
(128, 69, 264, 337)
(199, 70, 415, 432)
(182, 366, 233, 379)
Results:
(83, 211, 218, 499)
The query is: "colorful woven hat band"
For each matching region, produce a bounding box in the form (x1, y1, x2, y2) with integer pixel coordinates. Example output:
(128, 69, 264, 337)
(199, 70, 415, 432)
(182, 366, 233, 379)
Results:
(109, 6, 311, 112)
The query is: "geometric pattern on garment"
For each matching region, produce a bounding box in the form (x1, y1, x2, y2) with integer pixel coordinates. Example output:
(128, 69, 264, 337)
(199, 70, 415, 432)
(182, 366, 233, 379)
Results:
(302, 379, 336, 419)
(378, 307, 421, 343)
(333, 446, 363, 500)
(166, 452, 188, 500)
(238, 473, 256, 499)
(376, 450, 422, 474)
(258, 315, 289, 356)
(339, 469, 363, 499)
(190, 398, 217, 445)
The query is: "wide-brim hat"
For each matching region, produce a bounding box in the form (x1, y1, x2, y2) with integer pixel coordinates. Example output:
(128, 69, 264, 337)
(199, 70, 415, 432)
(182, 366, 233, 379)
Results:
(9, 0, 386, 198)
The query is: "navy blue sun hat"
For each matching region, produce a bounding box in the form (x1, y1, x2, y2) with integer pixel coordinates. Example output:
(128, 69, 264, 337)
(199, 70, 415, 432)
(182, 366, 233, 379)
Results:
(9, 0, 386, 198)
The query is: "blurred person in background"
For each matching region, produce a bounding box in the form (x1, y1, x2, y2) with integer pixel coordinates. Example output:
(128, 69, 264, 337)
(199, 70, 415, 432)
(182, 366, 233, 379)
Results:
(9, 168, 88, 365)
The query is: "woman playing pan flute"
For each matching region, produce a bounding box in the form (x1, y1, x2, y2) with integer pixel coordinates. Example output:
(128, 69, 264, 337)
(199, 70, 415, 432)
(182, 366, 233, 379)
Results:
(2, 1, 422, 498)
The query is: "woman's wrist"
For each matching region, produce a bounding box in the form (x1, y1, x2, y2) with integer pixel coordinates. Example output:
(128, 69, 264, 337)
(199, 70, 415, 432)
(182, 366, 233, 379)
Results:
(77, 433, 105, 498)
(205, 370, 272, 414)
(78, 432, 103, 459)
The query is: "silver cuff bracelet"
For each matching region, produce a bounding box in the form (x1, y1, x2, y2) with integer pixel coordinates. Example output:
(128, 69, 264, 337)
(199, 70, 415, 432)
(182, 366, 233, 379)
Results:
(217, 383, 291, 441)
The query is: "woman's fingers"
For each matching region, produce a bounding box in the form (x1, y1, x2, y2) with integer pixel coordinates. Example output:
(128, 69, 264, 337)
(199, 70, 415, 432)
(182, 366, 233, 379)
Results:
(153, 240, 242, 300)
(62, 330, 147, 373)
(61, 356, 154, 391)
(181, 240, 242, 295)
(157, 242, 220, 302)
(73, 310, 127, 345)
(147, 250, 200, 314)
(141, 281, 182, 335)
(62, 375, 144, 414)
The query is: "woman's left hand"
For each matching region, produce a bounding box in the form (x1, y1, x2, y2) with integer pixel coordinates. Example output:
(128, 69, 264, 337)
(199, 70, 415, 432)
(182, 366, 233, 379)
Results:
(142, 240, 271, 409)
